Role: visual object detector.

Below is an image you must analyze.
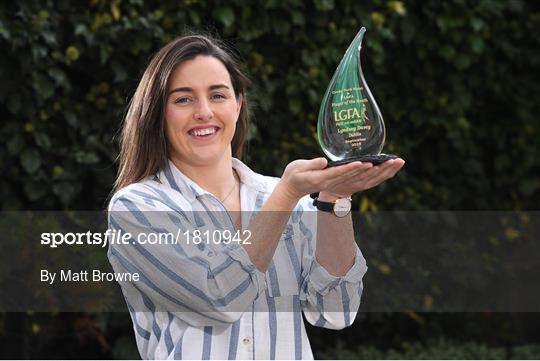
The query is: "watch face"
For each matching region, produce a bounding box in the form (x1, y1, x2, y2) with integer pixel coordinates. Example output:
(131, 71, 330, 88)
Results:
(333, 198, 352, 217)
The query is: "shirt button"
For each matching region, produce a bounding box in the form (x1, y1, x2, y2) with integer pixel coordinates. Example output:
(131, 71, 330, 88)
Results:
(242, 337, 250, 344)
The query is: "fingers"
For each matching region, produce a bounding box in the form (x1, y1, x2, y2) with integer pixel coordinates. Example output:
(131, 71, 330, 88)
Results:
(374, 159, 405, 181)
(292, 157, 404, 196)
(354, 159, 405, 189)
(327, 162, 373, 188)
(327, 159, 405, 194)
(310, 161, 368, 188)
(293, 157, 328, 172)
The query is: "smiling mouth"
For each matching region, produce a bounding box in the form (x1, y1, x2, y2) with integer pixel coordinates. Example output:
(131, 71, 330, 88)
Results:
(188, 127, 219, 137)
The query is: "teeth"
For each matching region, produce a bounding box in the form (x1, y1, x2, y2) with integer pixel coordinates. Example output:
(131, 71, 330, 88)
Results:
(192, 127, 217, 136)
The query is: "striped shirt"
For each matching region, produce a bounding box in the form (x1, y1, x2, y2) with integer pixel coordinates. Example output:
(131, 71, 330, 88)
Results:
(107, 158, 368, 359)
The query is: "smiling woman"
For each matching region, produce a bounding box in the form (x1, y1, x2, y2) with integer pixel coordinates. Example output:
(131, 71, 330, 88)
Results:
(107, 32, 403, 360)
(114, 35, 250, 195)
(164, 56, 243, 170)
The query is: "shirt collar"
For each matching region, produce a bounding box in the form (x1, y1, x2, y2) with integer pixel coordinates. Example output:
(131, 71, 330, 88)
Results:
(231, 158, 269, 194)
(156, 158, 269, 202)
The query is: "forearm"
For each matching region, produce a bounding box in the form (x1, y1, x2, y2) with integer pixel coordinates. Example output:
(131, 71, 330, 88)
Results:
(315, 192, 357, 277)
(242, 181, 299, 273)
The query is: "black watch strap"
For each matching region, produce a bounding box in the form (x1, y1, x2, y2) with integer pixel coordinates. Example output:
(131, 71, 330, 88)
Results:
(310, 192, 334, 213)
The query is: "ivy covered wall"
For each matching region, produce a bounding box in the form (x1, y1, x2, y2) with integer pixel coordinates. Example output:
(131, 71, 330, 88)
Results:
(1, 0, 538, 211)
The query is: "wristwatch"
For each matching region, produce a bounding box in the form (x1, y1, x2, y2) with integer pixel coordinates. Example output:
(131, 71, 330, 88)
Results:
(310, 192, 352, 218)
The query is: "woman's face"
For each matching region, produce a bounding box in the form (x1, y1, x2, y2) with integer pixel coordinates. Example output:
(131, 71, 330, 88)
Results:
(164, 55, 242, 167)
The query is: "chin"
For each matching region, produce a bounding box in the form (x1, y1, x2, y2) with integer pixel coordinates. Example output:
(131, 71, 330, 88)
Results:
(182, 147, 230, 166)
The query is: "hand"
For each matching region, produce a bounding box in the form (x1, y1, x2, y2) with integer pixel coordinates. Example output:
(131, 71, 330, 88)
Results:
(320, 158, 405, 199)
(277, 157, 405, 202)
(276, 158, 328, 201)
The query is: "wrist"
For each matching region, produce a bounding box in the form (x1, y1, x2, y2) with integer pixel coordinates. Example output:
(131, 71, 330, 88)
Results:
(312, 192, 353, 218)
(273, 180, 301, 208)
(318, 191, 349, 202)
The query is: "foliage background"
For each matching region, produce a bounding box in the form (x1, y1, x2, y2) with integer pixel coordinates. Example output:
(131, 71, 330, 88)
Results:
(1, 0, 539, 358)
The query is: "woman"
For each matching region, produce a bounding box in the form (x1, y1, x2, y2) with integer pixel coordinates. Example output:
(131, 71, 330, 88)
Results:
(108, 33, 404, 359)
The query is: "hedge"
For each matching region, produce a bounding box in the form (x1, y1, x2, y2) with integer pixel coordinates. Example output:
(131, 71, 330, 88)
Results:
(317, 338, 540, 359)
(1, 0, 539, 211)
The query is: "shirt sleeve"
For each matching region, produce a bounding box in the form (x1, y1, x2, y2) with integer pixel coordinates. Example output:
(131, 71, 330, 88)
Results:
(107, 186, 267, 327)
(298, 199, 368, 330)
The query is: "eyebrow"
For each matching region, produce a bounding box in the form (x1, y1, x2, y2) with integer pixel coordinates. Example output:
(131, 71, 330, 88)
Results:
(168, 84, 230, 96)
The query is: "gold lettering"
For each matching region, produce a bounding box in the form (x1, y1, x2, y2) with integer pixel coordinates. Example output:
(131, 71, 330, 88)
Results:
(334, 107, 363, 122)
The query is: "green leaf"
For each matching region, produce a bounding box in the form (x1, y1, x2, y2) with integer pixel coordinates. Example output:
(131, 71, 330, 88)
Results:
(212, 7, 235, 28)
(508, 0, 524, 13)
(7, 135, 24, 155)
(100, 43, 111, 65)
(439, 46, 456, 60)
(74, 151, 99, 164)
(33, 73, 55, 99)
(0, 20, 11, 40)
(470, 18, 485, 32)
(289, 98, 302, 114)
(20, 149, 41, 174)
(52, 165, 64, 178)
(291, 11, 304, 26)
(455, 54, 472, 70)
(313, 0, 335, 11)
(401, 18, 416, 44)
(65, 110, 78, 127)
(272, 18, 291, 35)
(31, 45, 48, 62)
(24, 181, 47, 201)
(48, 67, 68, 87)
(52, 182, 76, 204)
(188, 10, 201, 26)
(34, 133, 52, 150)
(469, 36, 485, 54)
(42, 31, 57, 46)
(112, 61, 127, 82)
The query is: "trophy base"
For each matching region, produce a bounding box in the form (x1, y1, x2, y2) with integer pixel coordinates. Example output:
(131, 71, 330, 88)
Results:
(328, 154, 398, 167)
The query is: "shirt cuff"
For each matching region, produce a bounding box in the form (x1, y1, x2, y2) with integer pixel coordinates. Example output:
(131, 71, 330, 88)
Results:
(224, 243, 268, 296)
(308, 244, 368, 295)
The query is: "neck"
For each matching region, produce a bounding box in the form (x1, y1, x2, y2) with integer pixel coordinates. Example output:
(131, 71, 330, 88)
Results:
(170, 152, 238, 200)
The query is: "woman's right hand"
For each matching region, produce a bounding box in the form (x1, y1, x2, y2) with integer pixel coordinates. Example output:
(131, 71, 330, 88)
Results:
(277, 157, 375, 202)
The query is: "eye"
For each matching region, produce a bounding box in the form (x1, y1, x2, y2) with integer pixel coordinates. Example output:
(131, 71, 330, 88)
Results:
(211, 93, 227, 100)
(174, 97, 192, 104)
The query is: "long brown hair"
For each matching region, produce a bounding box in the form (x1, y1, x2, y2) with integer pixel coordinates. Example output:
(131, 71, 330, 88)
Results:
(114, 33, 250, 192)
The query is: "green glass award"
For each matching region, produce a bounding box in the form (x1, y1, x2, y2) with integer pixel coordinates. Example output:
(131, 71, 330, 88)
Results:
(317, 27, 398, 166)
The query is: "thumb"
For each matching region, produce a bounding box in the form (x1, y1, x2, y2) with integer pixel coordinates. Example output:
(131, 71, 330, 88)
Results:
(304, 157, 328, 170)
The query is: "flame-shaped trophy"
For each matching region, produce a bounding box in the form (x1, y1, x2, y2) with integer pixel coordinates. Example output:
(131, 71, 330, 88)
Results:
(317, 27, 398, 166)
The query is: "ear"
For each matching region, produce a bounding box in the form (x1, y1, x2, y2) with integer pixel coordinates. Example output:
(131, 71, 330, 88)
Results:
(235, 93, 243, 120)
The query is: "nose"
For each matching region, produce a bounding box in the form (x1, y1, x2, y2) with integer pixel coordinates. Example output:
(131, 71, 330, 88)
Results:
(193, 98, 213, 121)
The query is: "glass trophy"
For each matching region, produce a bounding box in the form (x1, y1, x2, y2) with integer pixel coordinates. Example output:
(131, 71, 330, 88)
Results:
(317, 27, 398, 166)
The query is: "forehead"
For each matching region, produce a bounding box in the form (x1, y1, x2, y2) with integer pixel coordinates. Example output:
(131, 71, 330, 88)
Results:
(168, 55, 233, 89)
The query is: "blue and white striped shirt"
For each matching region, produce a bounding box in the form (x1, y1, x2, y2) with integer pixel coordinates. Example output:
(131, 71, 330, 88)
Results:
(107, 158, 368, 359)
